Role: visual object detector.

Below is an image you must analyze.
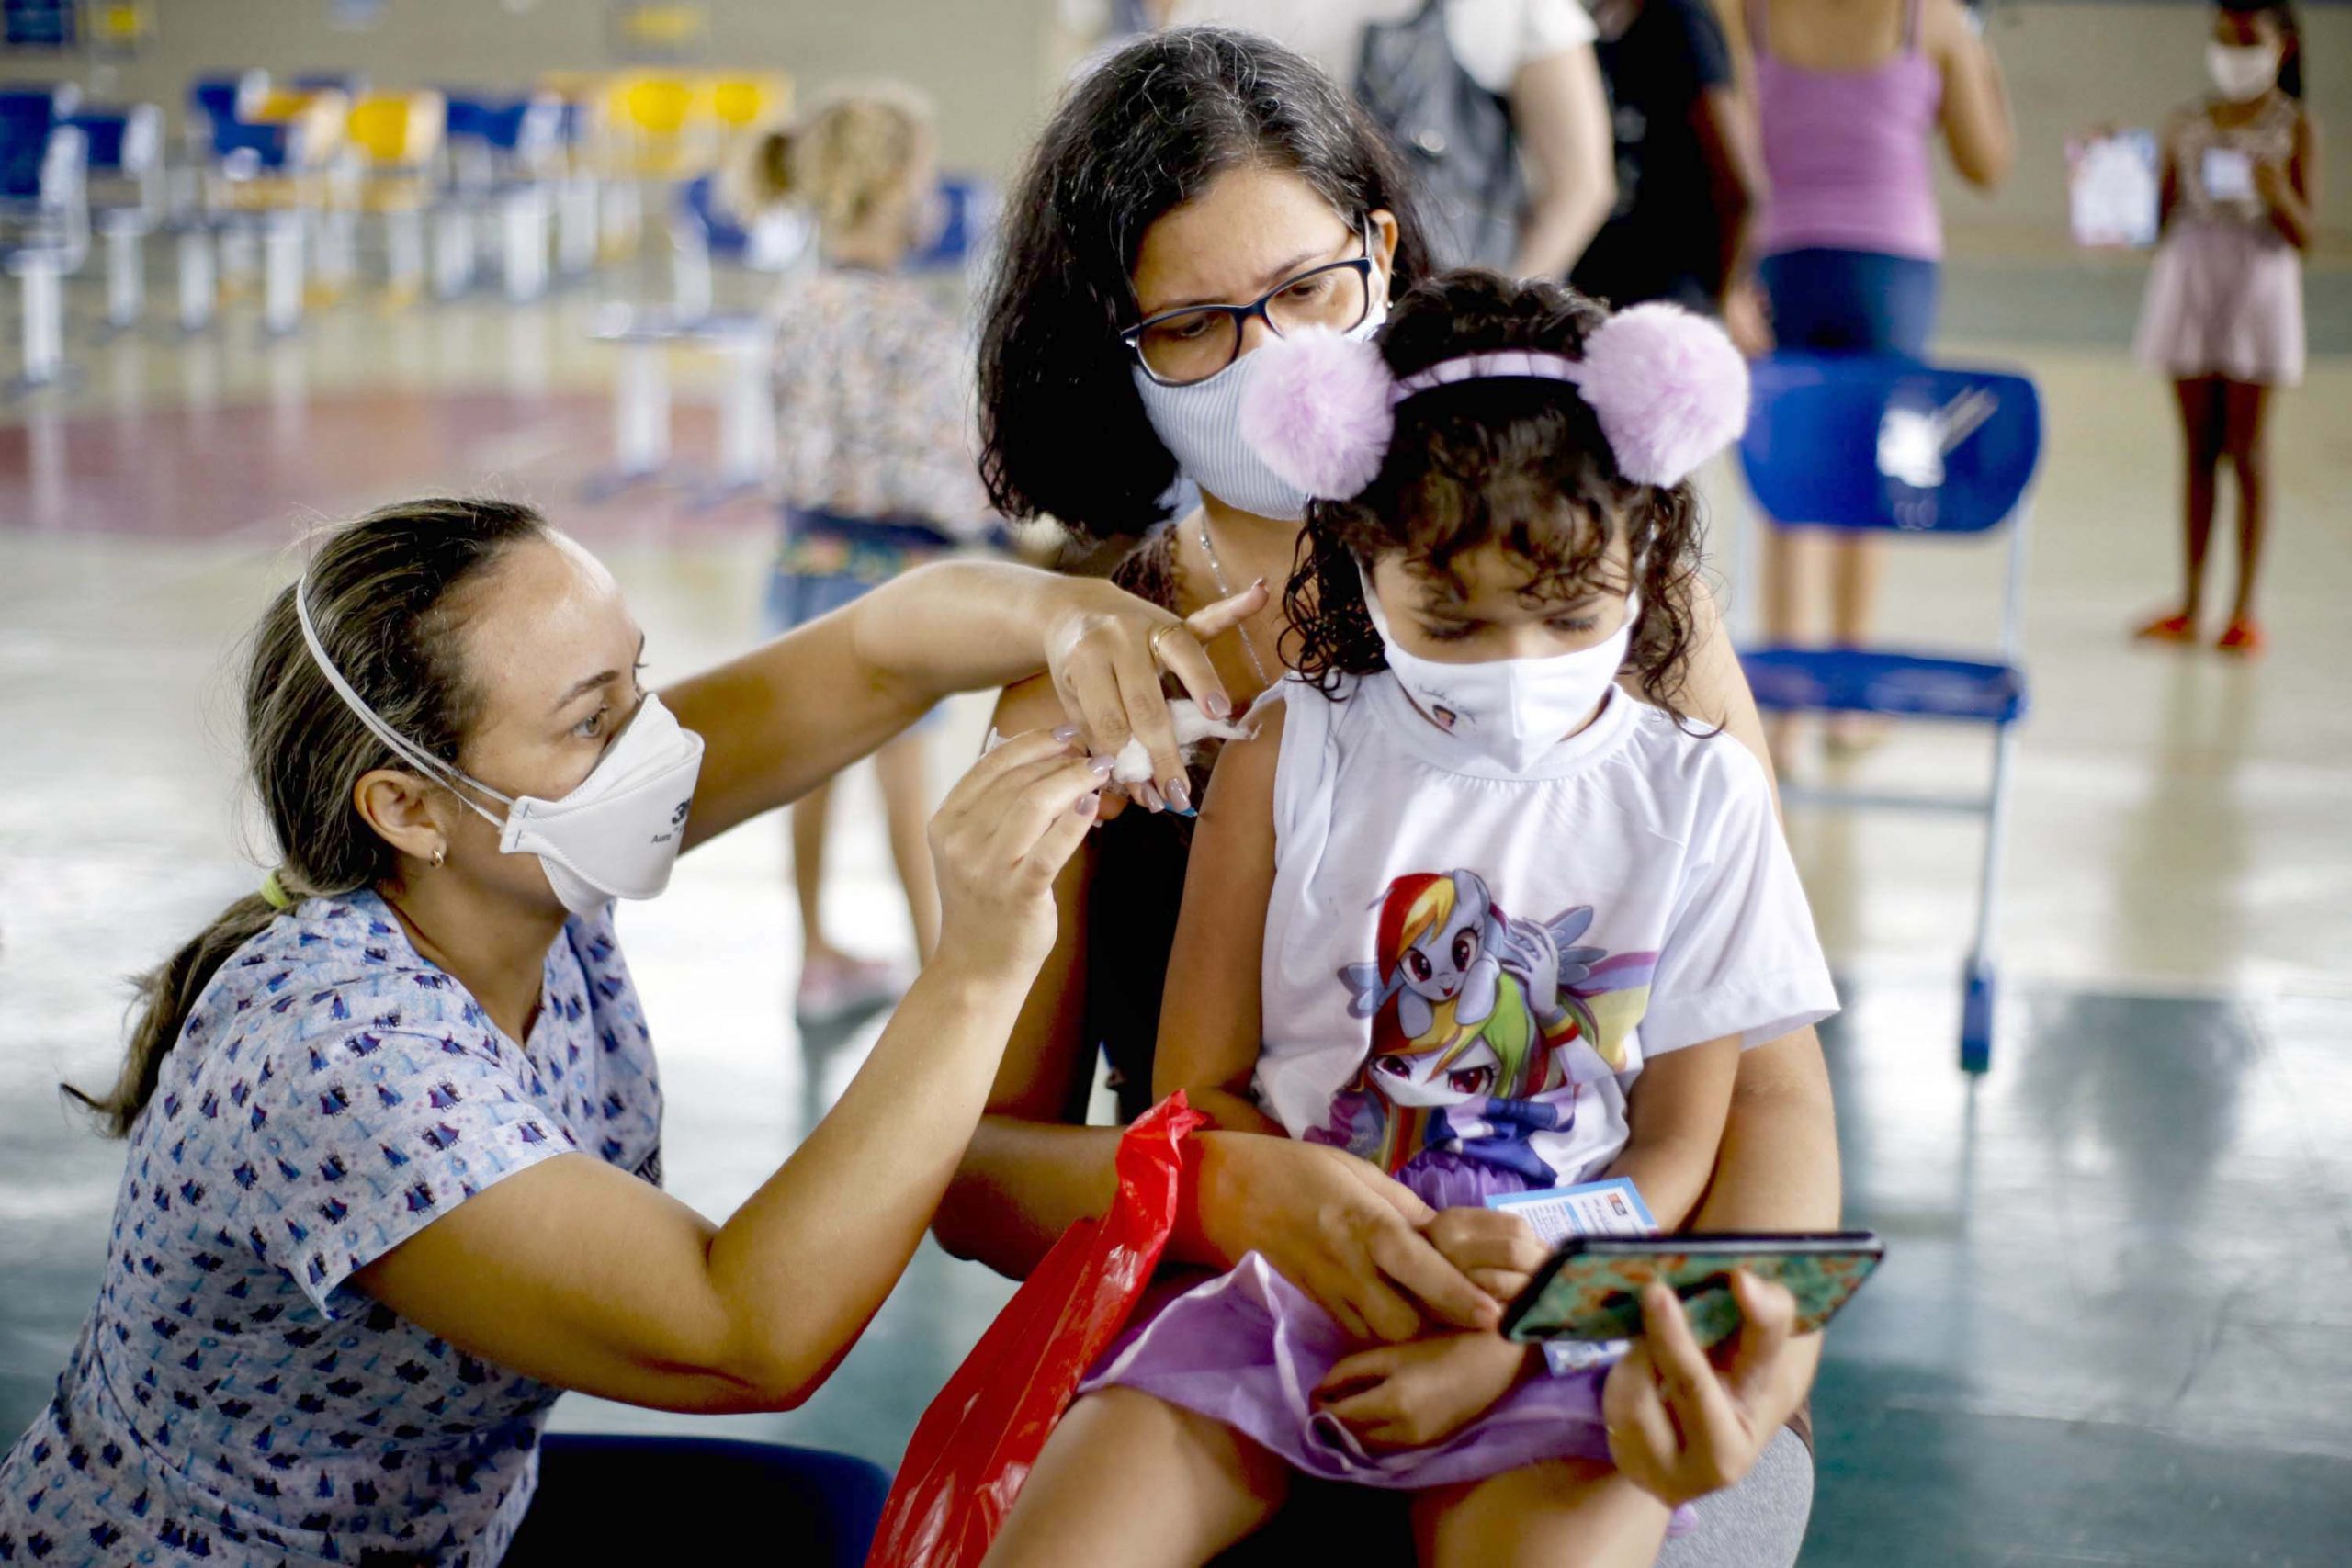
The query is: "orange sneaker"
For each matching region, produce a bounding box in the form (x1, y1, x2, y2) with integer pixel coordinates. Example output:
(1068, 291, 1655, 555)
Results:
(2216, 618, 2267, 656)
(2132, 611, 2198, 644)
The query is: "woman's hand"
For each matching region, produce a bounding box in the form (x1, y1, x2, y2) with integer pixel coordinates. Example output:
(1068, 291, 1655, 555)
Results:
(1188, 1133, 1502, 1343)
(1602, 1271, 1812, 1506)
(1042, 577, 1267, 807)
(1315, 1331, 1532, 1451)
(928, 727, 1114, 979)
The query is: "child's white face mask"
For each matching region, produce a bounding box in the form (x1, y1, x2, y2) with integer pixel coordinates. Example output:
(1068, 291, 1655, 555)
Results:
(1357, 561, 1636, 773)
(2206, 42, 2278, 102)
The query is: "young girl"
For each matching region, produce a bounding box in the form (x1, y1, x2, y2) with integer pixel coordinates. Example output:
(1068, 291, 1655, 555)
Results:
(2132, 1, 2319, 656)
(762, 86, 993, 1018)
(987, 274, 1838, 1566)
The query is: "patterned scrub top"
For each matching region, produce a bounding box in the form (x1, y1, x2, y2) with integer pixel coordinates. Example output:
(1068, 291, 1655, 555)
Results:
(0, 891, 662, 1566)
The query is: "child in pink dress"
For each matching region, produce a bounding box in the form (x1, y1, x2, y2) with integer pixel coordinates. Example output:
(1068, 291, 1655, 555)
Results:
(2132, 2, 2319, 656)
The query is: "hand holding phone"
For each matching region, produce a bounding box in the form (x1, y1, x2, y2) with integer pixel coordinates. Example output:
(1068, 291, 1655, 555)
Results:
(1502, 1232, 1884, 1349)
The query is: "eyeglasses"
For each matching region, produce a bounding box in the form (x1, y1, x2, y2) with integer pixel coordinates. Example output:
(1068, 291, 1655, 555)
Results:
(1121, 222, 1378, 388)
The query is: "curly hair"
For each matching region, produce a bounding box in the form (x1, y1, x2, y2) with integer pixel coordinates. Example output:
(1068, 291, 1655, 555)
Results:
(1283, 271, 1711, 726)
(976, 26, 1432, 542)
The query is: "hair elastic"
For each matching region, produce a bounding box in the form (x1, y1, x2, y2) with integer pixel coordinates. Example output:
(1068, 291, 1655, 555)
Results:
(259, 869, 295, 911)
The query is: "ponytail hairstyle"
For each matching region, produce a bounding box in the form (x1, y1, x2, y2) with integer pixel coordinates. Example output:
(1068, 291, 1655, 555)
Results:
(1282, 272, 1713, 725)
(64, 498, 548, 1137)
(790, 84, 936, 251)
(718, 117, 797, 221)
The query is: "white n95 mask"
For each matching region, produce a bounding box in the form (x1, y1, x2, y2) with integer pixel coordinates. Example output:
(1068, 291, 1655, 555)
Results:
(293, 577, 705, 916)
(1358, 561, 1636, 773)
(1133, 297, 1388, 523)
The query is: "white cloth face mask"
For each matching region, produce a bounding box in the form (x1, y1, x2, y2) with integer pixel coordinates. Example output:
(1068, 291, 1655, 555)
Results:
(1133, 293, 1389, 523)
(1357, 560, 1636, 773)
(2206, 42, 2278, 102)
(294, 578, 705, 916)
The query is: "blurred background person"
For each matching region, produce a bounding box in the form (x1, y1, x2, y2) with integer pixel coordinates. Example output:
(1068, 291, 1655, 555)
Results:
(759, 86, 990, 1021)
(1160, 0, 1616, 276)
(1572, 0, 1769, 351)
(2132, 0, 2317, 658)
(1725, 0, 2013, 756)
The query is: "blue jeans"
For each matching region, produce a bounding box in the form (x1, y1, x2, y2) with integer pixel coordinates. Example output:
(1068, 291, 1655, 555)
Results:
(1758, 247, 1940, 358)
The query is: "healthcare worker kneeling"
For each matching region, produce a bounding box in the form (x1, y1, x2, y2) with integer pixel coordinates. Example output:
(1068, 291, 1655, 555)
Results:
(0, 497, 1261, 1567)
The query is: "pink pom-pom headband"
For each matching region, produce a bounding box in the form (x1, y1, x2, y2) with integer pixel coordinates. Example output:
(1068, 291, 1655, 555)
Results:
(1238, 301, 1751, 501)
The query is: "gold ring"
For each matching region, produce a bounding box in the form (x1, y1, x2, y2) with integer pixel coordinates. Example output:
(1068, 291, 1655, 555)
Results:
(1148, 622, 1181, 662)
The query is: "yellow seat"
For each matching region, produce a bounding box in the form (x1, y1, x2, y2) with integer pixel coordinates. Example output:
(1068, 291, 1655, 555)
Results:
(603, 73, 717, 178)
(707, 74, 790, 133)
(610, 74, 702, 139)
(346, 92, 445, 170)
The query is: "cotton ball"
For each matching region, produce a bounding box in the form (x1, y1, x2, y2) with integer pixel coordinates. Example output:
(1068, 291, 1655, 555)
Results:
(1110, 699, 1253, 786)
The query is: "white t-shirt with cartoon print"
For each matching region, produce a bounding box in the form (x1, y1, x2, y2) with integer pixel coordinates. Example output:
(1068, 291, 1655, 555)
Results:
(1253, 671, 1836, 1194)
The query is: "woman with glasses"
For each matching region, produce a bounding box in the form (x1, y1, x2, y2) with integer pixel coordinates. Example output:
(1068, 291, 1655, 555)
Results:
(937, 28, 1837, 1563)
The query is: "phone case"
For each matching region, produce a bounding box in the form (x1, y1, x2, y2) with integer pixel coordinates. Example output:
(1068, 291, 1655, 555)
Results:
(1503, 1238, 1883, 1350)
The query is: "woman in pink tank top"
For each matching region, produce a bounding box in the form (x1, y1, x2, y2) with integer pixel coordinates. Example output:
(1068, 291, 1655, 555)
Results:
(1724, 0, 2012, 753)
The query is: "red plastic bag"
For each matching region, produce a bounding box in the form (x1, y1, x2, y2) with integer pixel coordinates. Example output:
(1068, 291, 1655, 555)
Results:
(866, 1094, 1207, 1567)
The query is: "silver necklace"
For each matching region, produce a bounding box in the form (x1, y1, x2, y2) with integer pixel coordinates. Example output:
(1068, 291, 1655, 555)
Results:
(1197, 513, 1273, 687)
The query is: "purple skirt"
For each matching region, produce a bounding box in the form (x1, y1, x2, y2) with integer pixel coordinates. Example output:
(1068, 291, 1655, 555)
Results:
(1079, 1252, 1612, 1490)
(1077, 1149, 1697, 1529)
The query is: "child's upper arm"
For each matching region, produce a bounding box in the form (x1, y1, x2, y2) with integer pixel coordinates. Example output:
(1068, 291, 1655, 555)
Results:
(1152, 703, 1286, 1108)
(1624, 1032, 1741, 1150)
(1612, 1032, 1743, 1231)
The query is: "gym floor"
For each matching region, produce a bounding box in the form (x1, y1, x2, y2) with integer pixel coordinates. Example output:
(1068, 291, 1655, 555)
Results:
(3, 256, 2347, 1564)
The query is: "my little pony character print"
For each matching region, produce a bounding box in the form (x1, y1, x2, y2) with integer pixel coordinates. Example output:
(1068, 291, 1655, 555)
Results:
(1317, 869, 1656, 1187)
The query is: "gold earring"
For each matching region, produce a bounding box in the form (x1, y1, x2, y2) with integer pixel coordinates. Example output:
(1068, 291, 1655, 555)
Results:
(430, 842, 447, 870)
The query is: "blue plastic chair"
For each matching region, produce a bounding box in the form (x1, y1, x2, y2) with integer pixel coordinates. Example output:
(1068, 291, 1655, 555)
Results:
(440, 91, 561, 177)
(63, 105, 163, 328)
(187, 71, 266, 133)
(63, 106, 157, 178)
(1736, 353, 2042, 1072)
(675, 171, 748, 262)
(0, 85, 75, 202)
(907, 174, 997, 275)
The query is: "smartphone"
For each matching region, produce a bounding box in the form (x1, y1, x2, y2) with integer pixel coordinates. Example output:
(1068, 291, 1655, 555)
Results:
(1502, 1232, 1884, 1351)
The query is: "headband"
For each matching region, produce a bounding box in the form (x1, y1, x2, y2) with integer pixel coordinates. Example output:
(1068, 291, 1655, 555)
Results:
(1238, 300, 1750, 502)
